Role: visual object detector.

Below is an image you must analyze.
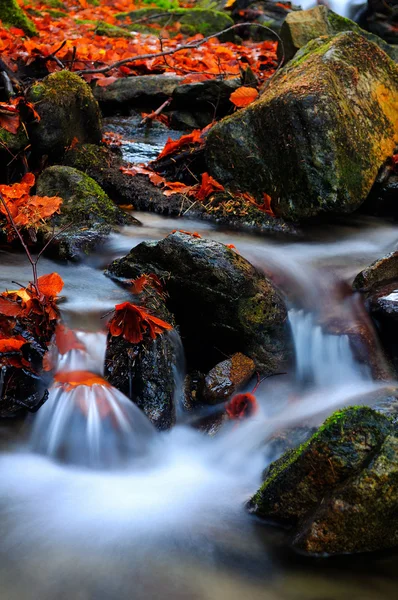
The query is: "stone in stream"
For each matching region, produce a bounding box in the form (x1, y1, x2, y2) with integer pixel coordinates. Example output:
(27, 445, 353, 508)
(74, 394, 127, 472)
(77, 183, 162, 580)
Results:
(353, 250, 398, 292)
(115, 8, 234, 40)
(93, 75, 183, 114)
(27, 71, 102, 159)
(36, 165, 138, 260)
(106, 232, 292, 373)
(104, 287, 178, 431)
(249, 406, 398, 555)
(203, 352, 256, 405)
(278, 6, 398, 63)
(206, 32, 398, 221)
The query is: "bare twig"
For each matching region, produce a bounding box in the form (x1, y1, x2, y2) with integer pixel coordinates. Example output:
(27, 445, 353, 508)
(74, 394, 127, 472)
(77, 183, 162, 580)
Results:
(139, 97, 172, 126)
(69, 46, 77, 72)
(76, 22, 285, 77)
(43, 40, 67, 70)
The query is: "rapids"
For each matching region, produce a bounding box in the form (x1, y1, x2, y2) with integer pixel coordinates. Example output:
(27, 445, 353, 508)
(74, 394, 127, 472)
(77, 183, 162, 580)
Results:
(1, 211, 398, 600)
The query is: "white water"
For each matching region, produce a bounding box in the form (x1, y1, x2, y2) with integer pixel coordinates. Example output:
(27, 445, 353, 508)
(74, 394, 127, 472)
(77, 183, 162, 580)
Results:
(1, 215, 398, 599)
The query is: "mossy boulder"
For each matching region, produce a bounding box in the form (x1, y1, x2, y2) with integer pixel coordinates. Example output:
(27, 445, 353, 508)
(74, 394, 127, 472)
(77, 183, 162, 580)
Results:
(0, 0, 37, 37)
(106, 232, 292, 372)
(94, 22, 133, 38)
(249, 406, 398, 555)
(279, 6, 398, 63)
(116, 8, 234, 40)
(27, 71, 102, 159)
(36, 165, 138, 260)
(206, 32, 398, 221)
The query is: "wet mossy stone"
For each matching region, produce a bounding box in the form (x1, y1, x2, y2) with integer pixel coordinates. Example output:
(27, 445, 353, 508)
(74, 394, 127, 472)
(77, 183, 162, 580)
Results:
(279, 6, 398, 63)
(36, 165, 135, 228)
(116, 8, 234, 40)
(94, 22, 133, 38)
(0, 0, 37, 37)
(293, 433, 398, 555)
(27, 71, 102, 159)
(249, 407, 393, 525)
(106, 232, 292, 372)
(206, 32, 398, 221)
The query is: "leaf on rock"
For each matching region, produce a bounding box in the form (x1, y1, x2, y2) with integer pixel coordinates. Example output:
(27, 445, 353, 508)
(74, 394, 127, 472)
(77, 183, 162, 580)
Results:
(230, 86, 259, 108)
(108, 302, 172, 345)
(193, 172, 225, 201)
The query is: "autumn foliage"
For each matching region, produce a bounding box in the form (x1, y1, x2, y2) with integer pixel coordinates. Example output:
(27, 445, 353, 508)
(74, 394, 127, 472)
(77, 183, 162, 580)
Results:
(108, 302, 173, 345)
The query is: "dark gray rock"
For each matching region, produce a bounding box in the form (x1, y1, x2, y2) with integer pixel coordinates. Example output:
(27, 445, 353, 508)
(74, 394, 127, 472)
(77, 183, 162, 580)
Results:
(106, 232, 292, 373)
(203, 352, 255, 404)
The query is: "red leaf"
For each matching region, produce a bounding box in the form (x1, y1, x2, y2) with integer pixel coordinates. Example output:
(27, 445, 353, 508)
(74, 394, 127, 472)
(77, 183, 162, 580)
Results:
(109, 302, 172, 344)
(226, 392, 258, 419)
(230, 86, 259, 108)
(0, 338, 25, 353)
(37, 273, 64, 298)
(191, 172, 225, 202)
(156, 130, 203, 161)
(0, 297, 23, 317)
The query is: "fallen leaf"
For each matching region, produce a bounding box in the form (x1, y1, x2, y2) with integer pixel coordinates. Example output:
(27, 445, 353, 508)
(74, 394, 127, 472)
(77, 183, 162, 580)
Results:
(230, 86, 259, 108)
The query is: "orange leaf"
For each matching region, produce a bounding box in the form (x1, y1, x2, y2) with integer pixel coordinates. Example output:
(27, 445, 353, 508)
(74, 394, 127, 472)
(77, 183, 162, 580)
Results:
(37, 273, 64, 298)
(0, 338, 25, 353)
(54, 370, 111, 391)
(0, 297, 24, 317)
(163, 181, 194, 196)
(230, 86, 259, 108)
(191, 172, 225, 202)
(156, 130, 203, 161)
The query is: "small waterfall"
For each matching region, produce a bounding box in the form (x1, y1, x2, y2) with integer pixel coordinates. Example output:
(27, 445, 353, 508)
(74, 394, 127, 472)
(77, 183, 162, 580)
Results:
(30, 331, 155, 469)
(289, 309, 371, 388)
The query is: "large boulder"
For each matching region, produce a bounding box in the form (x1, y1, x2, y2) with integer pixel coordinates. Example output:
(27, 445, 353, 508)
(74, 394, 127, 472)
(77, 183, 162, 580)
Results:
(106, 232, 291, 372)
(27, 71, 102, 158)
(249, 407, 398, 554)
(206, 32, 398, 221)
(278, 6, 398, 63)
(37, 165, 137, 260)
(0, 0, 37, 36)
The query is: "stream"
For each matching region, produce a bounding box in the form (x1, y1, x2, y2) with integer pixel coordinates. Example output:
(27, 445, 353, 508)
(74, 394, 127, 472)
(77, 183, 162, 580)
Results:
(1, 117, 398, 599)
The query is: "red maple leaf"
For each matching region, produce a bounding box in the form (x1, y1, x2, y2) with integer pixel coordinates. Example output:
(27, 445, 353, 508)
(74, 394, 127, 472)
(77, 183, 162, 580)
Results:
(108, 302, 172, 344)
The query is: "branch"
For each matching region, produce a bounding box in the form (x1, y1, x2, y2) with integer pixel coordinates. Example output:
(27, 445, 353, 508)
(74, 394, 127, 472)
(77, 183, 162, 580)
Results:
(76, 22, 285, 76)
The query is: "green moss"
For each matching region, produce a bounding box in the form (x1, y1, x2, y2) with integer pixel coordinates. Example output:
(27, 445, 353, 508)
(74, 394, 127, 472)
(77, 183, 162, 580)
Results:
(250, 406, 393, 522)
(45, 9, 68, 18)
(0, 0, 37, 37)
(0, 125, 29, 154)
(94, 22, 133, 38)
(37, 0, 65, 8)
(116, 8, 234, 39)
(30, 70, 94, 106)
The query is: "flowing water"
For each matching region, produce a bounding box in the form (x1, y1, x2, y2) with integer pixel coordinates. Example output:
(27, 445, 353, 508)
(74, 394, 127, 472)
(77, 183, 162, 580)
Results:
(1, 111, 398, 598)
(1, 212, 398, 600)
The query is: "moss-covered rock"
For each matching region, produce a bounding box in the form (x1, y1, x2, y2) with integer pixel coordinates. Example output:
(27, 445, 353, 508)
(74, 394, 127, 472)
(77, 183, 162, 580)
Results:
(94, 21, 133, 38)
(0, 125, 29, 155)
(106, 232, 292, 372)
(249, 407, 393, 524)
(279, 6, 398, 63)
(0, 0, 37, 37)
(206, 32, 398, 221)
(294, 433, 398, 554)
(116, 8, 234, 40)
(36, 165, 138, 260)
(27, 71, 102, 159)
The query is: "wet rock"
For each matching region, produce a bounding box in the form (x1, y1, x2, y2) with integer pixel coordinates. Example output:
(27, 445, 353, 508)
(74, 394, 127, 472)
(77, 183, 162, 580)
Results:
(206, 33, 398, 221)
(104, 293, 178, 431)
(367, 282, 398, 373)
(353, 251, 398, 292)
(63, 143, 182, 214)
(94, 75, 183, 114)
(294, 433, 398, 555)
(36, 165, 137, 260)
(203, 353, 256, 404)
(232, 1, 297, 40)
(116, 8, 234, 40)
(360, 0, 398, 46)
(171, 78, 241, 121)
(106, 232, 291, 372)
(0, 0, 37, 36)
(249, 407, 392, 525)
(0, 368, 48, 418)
(27, 71, 102, 159)
(278, 6, 398, 63)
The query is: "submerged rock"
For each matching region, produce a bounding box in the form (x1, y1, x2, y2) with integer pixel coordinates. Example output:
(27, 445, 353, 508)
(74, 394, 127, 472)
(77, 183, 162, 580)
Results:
(37, 165, 137, 260)
(250, 406, 398, 554)
(206, 32, 398, 221)
(279, 6, 398, 63)
(106, 232, 291, 372)
(116, 8, 234, 40)
(27, 71, 102, 159)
